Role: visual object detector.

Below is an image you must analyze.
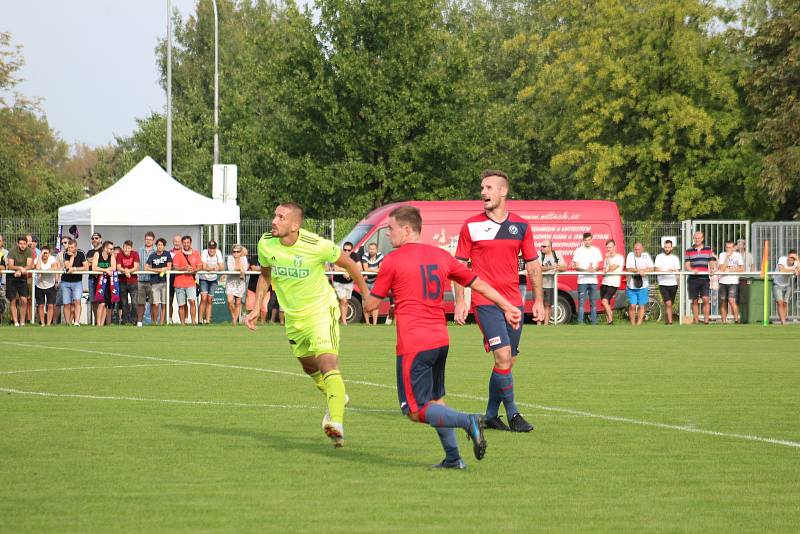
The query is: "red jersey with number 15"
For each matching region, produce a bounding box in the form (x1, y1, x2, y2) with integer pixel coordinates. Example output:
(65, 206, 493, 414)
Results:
(455, 211, 536, 308)
(370, 243, 477, 356)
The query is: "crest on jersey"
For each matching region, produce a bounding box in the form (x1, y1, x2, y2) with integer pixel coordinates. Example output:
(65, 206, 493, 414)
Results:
(508, 225, 519, 235)
(293, 256, 303, 268)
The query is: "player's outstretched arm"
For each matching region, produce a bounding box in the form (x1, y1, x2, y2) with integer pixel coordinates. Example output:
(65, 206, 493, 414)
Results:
(336, 253, 369, 298)
(470, 277, 522, 329)
(246, 266, 271, 331)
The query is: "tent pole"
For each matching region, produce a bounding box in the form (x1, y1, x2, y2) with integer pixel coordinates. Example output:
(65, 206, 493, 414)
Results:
(236, 223, 240, 245)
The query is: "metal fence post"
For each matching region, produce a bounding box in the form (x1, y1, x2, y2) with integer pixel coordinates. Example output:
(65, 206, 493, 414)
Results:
(553, 271, 558, 326)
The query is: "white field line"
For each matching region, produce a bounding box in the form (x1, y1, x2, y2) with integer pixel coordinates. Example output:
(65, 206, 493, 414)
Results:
(0, 386, 395, 413)
(0, 363, 191, 375)
(3, 341, 800, 450)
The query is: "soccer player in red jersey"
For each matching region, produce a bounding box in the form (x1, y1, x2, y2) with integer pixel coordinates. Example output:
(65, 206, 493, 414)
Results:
(453, 170, 544, 432)
(364, 206, 521, 469)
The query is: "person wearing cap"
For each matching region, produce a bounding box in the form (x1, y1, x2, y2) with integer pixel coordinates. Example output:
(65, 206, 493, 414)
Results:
(199, 240, 224, 324)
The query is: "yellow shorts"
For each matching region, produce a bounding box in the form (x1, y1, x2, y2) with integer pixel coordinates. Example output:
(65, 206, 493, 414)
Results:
(284, 304, 341, 358)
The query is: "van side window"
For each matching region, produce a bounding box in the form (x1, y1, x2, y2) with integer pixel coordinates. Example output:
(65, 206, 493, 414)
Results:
(374, 227, 396, 256)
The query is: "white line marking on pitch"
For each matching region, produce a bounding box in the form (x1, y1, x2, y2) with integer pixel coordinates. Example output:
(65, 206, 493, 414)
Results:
(0, 387, 395, 414)
(0, 363, 190, 375)
(3, 341, 799, 449)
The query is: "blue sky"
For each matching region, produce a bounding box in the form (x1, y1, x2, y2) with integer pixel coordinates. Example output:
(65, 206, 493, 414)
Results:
(4, 1, 310, 148)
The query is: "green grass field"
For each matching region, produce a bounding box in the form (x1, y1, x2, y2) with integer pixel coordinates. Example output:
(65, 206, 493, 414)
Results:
(1, 323, 799, 532)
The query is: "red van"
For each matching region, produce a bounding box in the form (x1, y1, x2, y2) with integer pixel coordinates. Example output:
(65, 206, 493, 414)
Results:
(338, 200, 625, 324)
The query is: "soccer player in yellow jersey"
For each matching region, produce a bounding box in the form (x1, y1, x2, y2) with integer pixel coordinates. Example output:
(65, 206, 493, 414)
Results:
(246, 203, 368, 447)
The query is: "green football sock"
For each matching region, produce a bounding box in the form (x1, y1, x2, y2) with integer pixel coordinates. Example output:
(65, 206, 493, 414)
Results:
(323, 370, 346, 425)
(310, 370, 326, 395)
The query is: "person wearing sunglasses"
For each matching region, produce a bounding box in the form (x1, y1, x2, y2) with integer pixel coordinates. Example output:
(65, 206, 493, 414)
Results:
(331, 242, 360, 324)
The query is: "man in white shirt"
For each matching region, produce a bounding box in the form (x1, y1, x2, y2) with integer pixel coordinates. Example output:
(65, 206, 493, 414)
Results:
(600, 239, 624, 325)
(625, 242, 654, 326)
(717, 240, 744, 323)
(199, 240, 225, 325)
(654, 240, 680, 325)
(571, 232, 603, 324)
(774, 249, 799, 325)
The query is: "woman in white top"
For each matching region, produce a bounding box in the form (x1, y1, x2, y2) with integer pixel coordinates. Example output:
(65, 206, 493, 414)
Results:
(225, 245, 249, 324)
(35, 245, 60, 326)
(600, 239, 624, 325)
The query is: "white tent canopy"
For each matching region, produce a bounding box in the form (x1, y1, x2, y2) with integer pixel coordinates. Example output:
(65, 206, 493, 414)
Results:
(58, 156, 240, 227)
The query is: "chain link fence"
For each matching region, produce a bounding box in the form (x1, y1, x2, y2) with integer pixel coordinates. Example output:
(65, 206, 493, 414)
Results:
(0, 216, 61, 248)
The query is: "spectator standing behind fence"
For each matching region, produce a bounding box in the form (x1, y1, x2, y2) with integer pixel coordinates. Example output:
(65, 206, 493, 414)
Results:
(91, 241, 117, 328)
(0, 234, 7, 323)
(600, 239, 624, 326)
(146, 238, 172, 325)
(361, 242, 384, 325)
(34, 245, 59, 326)
(54, 236, 71, 324)
(331, 242, 360, 325)
(137, 232, 157, 327)
(717, 241, 744, 324)
(625, 243, 655, 326)
(25, 235, 40, 325)
(171, 236, 201, 325)
(654, 240, 680, 325)
(168, 235, 182, 322)
(60, 238, 88, 326)
(86, 233, 103, 323)
(774, 249, 799, 325)
(571, 232, 602, 325)
(685, 232, 716, 324)
(537, 240, 566, 325)
(7, 236, 33, 327)
(115, 241, 139, 325)
(199, 240, 224, 325)
(225, 244, 249, 324)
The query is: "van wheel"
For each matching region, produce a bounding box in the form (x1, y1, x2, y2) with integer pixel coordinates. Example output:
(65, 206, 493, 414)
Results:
(346, 296, 363, 324)
(552, 295, 573, 325)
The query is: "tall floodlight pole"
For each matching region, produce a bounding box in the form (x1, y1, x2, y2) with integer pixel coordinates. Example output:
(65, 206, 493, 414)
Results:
(212, 0, 219, 165)
(166, 0, 173, 175)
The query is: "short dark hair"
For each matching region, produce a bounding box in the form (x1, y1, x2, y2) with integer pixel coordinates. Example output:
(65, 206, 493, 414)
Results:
(17, 235, 27, 243)
(65, 238, 76, 246)
(41, 244, 50, 252)
(664, 239, 673, 245)
(789, 248, 798, 255)
(725, 240, 734, 246)
(280, 202, 305, 222)
(181, 235, 192, 242)
(123, 240, 133, 247)
(156, 238, 167, 246)
(145, 231, 155, 239)
(343, 241, 353, 248)
(389, 205, 423, 233)
(480, 169, 509, 181)
(605, 239, 615, 246)
(582, 232, 592, 240)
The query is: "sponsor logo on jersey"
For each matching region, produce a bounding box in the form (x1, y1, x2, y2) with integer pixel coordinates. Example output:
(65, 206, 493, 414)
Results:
(273, 266, 310, 279)
(488, 336, 502, 346)
(293, 255, 303, 268)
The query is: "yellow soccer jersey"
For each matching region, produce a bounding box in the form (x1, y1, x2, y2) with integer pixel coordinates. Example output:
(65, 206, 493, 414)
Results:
(257, 229, 341, 316)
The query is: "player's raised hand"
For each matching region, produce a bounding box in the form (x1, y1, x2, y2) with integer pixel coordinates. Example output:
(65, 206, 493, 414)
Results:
(504, 306, 522, 330)
(453, 301, 468, 325)
(245, 309, 259, 331)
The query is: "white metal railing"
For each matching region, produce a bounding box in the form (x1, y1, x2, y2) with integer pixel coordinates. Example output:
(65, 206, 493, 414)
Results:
(1, 269, 797, 325)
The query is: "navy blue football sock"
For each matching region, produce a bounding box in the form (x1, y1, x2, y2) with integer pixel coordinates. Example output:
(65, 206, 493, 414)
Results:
(496, 368, 520, 420)
(485, 367, 505, 419)
(420, 403, 471, 429)
(435, 427, 460, 461)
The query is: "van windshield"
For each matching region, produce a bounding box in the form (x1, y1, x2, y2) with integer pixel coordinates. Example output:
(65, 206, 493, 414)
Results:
(339, 224, 373, 249)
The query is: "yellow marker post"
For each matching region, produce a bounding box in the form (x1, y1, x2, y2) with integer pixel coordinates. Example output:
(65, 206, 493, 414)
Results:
(762, 240, 769, 326)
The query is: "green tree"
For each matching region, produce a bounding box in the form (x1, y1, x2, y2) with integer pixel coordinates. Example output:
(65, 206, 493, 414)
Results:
(515, 0, 763, 220)
(742, 0, 800, 219)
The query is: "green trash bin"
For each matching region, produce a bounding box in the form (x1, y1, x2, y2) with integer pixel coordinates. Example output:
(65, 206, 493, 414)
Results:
(211, 284, 232, 323)
(744, 278, 771, 324)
